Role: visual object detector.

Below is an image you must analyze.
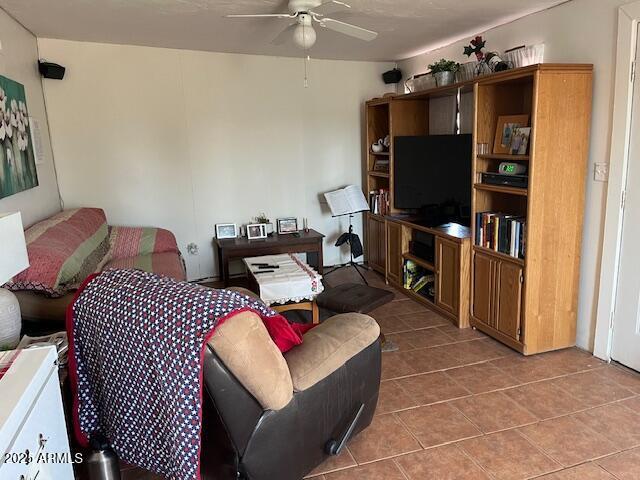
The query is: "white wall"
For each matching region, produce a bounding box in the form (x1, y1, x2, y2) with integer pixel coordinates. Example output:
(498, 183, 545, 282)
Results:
(0, 8, 59, 226)
(398, 0, 633, 351)
(38, 38, 393, 280)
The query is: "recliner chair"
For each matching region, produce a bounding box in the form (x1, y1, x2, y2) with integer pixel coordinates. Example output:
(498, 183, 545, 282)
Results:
(199, 297, 381, 480)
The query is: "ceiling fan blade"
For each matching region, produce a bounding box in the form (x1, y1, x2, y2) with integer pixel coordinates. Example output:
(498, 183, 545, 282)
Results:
(271, 23, 297, 45)
(311, 0, 351, 16)
(317, 17, 378, 41)
(225, 13, 295, 19)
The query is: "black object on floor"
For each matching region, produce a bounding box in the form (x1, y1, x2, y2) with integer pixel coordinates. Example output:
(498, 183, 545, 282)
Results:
(324, 214, 368, 285)
(316, 283, 394, 314)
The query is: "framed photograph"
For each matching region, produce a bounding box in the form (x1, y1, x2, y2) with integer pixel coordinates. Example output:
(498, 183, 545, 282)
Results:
(372, 158, 390, 173)
(215, 223, 238, 239)
(277, 217, 298, 234)
(247, 223, 267, 240)
(493, 114, 529, 154)
(510, 127, 531, 155)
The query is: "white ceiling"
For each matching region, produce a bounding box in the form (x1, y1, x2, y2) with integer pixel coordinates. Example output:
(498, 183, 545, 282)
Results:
(0, 0, 568, 61)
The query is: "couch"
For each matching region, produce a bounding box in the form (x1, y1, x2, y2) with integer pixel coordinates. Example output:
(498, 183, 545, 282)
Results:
(202, 287, 381, 480)
(5, 208, 186, 330)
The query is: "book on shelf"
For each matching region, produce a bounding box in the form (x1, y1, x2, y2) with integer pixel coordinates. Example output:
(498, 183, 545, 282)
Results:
(403, 258, 435, 294)
(475, 212, 526, 259)
(369, 189, 389, 215)
(412, 273, 435, 293)
(403, 259, 420, 289)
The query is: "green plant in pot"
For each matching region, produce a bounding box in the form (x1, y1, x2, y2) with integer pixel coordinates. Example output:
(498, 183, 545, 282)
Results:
(253, 212, 274, 235)
(428, 58, 460, 87)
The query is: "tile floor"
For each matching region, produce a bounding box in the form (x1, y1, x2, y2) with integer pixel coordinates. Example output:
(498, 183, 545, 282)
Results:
(307, 270, 640, 480)
(114, 269, 640, 479)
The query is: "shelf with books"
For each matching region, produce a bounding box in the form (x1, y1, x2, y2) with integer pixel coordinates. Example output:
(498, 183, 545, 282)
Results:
(474, 183, 528, 196)
(403, 258, 435, 303)
(474, 211, 526, 261)
(369, 151, 390, 156)
(368, 189, 390, 216)
(402, 252, 435, 271)
(368, 171, 390, 178)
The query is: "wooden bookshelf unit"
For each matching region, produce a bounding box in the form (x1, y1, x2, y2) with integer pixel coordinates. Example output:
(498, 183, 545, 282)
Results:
(363, 64, 593, 353)
(471, 64, 592, 354)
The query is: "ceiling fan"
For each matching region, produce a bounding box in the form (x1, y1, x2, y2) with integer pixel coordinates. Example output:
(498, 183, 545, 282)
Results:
(226, 0, 378, 50)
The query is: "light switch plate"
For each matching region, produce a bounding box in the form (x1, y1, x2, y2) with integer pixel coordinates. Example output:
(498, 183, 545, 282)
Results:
(594, 163, 609, 182)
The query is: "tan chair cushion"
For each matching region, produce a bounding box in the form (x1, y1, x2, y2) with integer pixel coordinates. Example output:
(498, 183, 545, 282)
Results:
(285, 313, 380, 392)
(208, 310, 293, 411)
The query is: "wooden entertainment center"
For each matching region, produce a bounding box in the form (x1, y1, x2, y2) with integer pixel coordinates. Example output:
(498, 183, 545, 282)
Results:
(364, 63, 593, 354)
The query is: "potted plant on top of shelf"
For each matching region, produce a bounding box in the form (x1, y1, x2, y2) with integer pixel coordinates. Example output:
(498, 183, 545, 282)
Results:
(428, 58, 460, 87)
(253, 212, 274, 236)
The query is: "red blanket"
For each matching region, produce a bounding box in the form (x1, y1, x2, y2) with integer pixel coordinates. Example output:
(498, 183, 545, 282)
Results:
(67, 269, 287, 480)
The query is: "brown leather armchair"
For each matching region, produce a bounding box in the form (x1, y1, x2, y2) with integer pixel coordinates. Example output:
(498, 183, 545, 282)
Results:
(200, 303, 381, 480)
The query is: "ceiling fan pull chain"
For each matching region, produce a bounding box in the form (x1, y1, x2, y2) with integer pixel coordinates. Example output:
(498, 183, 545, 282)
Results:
(304, 54, 310, 88)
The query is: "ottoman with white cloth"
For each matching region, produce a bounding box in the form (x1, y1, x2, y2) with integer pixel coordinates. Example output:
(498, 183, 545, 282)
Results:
(243, 253, 324, 323)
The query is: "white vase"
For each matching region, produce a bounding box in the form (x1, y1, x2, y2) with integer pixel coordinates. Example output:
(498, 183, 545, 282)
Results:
(0, 289, 21, 349)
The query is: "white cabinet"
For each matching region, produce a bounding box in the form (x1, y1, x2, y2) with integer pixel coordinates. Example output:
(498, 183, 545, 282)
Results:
(0, 346, 74, 479)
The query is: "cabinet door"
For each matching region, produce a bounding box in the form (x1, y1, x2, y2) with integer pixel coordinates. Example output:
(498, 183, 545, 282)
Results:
(495, 260, 523, 340)
(472, 252, 495, 327)
(366, 216, 383, 273)
(377, 218, 387, 272)
(386, 221, 402, 285)
(436, 238, 460, 315)
(367, 215, 380, 269)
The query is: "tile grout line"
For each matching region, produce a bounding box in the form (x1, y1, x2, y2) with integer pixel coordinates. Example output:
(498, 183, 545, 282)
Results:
(390, 456, 412, 480)
(454, 442, 500, 480)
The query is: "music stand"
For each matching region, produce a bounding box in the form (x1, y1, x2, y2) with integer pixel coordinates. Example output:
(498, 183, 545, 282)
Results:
(323, 186, 371, 285)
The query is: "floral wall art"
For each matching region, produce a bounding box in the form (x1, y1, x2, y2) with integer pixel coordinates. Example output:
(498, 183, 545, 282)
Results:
(0, 75, 38, 199)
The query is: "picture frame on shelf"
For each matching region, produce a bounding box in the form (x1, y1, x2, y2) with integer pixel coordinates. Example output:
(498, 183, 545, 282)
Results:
(493, 114, 529, 154)
(215, 223, 238, 239)
(510, 127, 531, 155)
(277, 218, 298, 234)
(247, 223, 267, 240)
(372, 158, 390, 173)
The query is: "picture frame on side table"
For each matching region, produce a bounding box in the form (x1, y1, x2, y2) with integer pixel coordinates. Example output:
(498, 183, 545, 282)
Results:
(493, 114, 529, 154)
(215, 223, 238, 239)
(277, 218, 298, 234)
(247, 223, 267, 240)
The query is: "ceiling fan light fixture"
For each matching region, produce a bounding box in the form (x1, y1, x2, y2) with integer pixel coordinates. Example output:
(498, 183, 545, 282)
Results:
(293, 17, 316, 49)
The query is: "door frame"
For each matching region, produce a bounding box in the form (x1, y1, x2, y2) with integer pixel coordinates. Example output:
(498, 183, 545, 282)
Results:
(594, 2, 640, 360)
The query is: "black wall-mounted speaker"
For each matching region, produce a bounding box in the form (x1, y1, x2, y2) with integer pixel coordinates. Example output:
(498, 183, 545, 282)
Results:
(38, 61, 66, 80)
(382, 68, 402, 84)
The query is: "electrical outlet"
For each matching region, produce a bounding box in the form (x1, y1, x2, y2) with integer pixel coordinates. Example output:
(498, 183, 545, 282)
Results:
(187, 243, 199, 255)
(594, 163, 609, 182)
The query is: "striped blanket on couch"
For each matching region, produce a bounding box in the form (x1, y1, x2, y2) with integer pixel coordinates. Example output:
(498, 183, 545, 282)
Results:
(5, 209, 186, 297)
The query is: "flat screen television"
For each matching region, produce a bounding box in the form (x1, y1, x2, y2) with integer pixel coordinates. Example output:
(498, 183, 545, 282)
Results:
(394, 134, 472, 226)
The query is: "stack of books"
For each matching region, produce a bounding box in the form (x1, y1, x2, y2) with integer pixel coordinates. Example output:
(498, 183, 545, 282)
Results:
(403, 259, 435, 296)
(369, 189, 389, 215)
(475, 212, 526, 259)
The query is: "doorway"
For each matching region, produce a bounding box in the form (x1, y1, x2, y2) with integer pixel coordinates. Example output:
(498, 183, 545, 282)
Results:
(611, 23, 640, 372)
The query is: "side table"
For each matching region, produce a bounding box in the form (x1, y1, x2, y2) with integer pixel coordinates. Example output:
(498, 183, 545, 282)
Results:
(214, 230, 324, 286)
